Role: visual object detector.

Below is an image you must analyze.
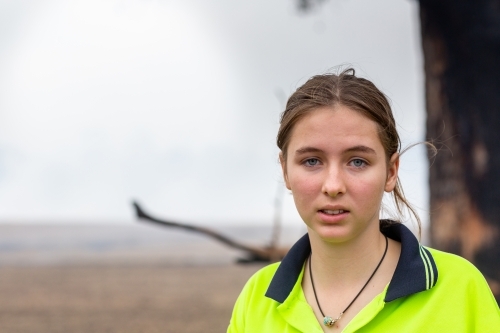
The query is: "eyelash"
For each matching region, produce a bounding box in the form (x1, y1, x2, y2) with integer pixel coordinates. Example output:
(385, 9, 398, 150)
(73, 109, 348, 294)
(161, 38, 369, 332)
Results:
(303, 158, 320, 167)
(301, 158, 368, 168)
(349, 158, 368, 168)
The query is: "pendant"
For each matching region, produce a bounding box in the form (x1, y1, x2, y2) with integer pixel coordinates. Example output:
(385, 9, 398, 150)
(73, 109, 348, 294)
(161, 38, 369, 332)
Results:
(323, 316, 337, 327)
(323, 313, 343, 327)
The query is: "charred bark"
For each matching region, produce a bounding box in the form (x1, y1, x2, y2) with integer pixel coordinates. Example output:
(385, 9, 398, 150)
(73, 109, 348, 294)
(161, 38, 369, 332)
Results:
(419, 0, 500, 301)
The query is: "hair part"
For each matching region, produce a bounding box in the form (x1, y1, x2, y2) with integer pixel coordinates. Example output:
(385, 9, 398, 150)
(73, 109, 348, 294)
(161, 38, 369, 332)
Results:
(277, 68, 422, 235)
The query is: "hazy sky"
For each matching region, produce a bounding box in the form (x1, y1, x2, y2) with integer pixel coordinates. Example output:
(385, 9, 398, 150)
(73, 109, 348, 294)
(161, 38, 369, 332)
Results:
(0, 0, 428, 228)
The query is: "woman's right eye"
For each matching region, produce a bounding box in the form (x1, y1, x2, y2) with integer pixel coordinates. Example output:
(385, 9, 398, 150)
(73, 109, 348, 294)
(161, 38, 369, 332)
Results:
(303, 158, 320, 167)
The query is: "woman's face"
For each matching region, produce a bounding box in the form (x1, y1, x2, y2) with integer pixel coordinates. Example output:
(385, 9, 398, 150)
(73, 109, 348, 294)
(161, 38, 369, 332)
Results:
(280, 105, 399, 243)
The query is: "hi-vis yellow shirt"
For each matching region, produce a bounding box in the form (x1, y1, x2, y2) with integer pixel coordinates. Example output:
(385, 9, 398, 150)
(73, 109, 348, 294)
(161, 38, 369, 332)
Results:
(228, 223, 500, 332)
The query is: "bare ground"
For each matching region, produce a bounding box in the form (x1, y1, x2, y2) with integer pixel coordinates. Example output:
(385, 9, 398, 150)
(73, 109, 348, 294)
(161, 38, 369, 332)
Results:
(0, 264, 262, 333)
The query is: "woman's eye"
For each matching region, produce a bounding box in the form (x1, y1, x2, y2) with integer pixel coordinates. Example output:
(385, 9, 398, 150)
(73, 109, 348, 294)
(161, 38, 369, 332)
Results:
(304, 158, 320, 167)
(350, 159, 367, 168)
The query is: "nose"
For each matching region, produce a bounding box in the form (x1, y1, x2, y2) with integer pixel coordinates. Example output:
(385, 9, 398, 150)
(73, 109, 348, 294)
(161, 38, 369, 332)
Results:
(321, 166, 346, 197)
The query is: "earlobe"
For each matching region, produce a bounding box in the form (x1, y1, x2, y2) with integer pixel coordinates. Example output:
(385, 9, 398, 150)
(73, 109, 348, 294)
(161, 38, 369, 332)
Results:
(385, 153, 400, 192)
(279, 153, 291, 190)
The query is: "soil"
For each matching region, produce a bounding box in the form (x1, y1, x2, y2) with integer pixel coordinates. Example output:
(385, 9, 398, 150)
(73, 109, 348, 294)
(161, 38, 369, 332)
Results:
(0, 264, 263, 333)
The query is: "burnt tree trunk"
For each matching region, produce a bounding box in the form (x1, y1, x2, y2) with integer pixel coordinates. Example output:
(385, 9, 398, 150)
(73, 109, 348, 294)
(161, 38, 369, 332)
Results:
(419, 0, 500, 302)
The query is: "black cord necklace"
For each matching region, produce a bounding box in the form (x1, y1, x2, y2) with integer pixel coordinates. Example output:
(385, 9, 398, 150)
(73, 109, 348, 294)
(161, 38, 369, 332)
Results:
(308, 235, 388, 328)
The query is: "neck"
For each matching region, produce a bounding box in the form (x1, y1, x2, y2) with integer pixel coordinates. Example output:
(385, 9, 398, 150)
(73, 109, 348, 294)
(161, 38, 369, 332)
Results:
(307, 226, 388, 286)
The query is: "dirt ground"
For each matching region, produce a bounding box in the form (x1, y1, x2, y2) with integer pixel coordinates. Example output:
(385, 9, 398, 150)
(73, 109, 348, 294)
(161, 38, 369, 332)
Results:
(0, 264, 263, 333)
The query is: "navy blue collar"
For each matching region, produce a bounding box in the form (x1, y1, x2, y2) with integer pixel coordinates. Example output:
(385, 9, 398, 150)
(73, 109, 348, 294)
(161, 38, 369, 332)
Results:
(265, 222, 438, 303)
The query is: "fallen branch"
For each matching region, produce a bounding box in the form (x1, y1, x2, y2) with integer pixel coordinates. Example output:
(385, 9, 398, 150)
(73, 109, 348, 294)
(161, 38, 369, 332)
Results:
(132, 201, 288, 263)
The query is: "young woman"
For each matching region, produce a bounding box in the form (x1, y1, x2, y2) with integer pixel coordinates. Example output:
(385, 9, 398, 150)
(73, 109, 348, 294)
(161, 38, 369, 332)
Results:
(227, 69, 500, 332)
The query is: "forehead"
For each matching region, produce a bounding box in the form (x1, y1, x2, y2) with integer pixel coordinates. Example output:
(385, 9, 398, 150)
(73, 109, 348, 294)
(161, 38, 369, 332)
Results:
(287, 106, 384, 153)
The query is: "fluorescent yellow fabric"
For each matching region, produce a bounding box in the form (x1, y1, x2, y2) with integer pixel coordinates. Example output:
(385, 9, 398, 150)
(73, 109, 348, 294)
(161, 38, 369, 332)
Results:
(228, 248, 500, 332)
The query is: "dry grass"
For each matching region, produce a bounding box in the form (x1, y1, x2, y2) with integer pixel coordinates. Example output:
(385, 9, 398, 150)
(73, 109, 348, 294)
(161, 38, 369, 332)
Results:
(0, 264, 262, 333)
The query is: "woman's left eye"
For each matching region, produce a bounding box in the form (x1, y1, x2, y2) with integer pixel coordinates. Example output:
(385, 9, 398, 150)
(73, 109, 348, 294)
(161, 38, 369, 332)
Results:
(350, 159, 367, 168)
(304, 158, 320, 167)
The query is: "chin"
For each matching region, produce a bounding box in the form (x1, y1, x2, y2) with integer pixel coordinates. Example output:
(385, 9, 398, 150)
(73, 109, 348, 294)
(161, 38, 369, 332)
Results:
(309, 224, 353, 243)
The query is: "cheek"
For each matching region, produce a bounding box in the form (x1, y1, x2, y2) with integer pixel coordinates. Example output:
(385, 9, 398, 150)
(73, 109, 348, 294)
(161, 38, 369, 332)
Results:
(288, 174, 320, 205)
(349, 174, 386, 206)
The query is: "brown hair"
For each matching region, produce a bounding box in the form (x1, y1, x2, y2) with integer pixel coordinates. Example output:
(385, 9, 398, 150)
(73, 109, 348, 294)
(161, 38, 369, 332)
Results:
(277, 68, 421, 232)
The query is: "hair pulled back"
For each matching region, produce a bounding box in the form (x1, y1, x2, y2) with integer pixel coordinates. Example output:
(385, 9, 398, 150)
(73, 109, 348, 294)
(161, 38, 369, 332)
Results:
(277, 68, 420, 230)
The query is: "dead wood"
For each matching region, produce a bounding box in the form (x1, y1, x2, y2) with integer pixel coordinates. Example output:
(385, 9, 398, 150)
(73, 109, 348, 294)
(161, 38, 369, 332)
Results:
(132, 201, 289, 263)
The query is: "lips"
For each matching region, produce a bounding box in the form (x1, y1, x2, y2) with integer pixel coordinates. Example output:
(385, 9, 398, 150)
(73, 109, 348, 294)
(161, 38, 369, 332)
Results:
(319, 209, 349, 215)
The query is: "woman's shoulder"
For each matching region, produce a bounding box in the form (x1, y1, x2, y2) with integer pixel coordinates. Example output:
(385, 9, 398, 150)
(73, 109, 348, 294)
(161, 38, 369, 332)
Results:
(239, 262, 281, 294)
(426, 246, 483, 277)
(425, 246, 495, 296)
(228, 263, 282, 333)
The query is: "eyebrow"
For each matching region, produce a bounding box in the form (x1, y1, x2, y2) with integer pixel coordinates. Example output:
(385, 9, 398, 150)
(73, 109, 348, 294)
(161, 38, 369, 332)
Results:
(344, 145, 377, 155)
(294, 145, 376, 155)
(295, 147, 323, 155)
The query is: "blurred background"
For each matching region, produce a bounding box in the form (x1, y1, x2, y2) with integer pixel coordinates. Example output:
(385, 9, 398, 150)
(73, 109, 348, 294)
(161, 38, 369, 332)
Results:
(0, 0, 427, 332)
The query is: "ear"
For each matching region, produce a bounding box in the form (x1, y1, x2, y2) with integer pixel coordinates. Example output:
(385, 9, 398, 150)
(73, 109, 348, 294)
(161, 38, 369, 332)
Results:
(279, 153, 291, 190)
(384, 152, 400, 192)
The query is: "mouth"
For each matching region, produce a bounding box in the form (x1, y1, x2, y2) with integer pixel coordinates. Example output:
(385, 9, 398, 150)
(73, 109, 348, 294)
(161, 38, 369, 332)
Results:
(319, 209, 348, 215)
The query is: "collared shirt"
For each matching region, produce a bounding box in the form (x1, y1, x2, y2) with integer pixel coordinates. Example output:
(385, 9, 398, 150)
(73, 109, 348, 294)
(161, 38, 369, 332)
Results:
(228, 223, 500, 332)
